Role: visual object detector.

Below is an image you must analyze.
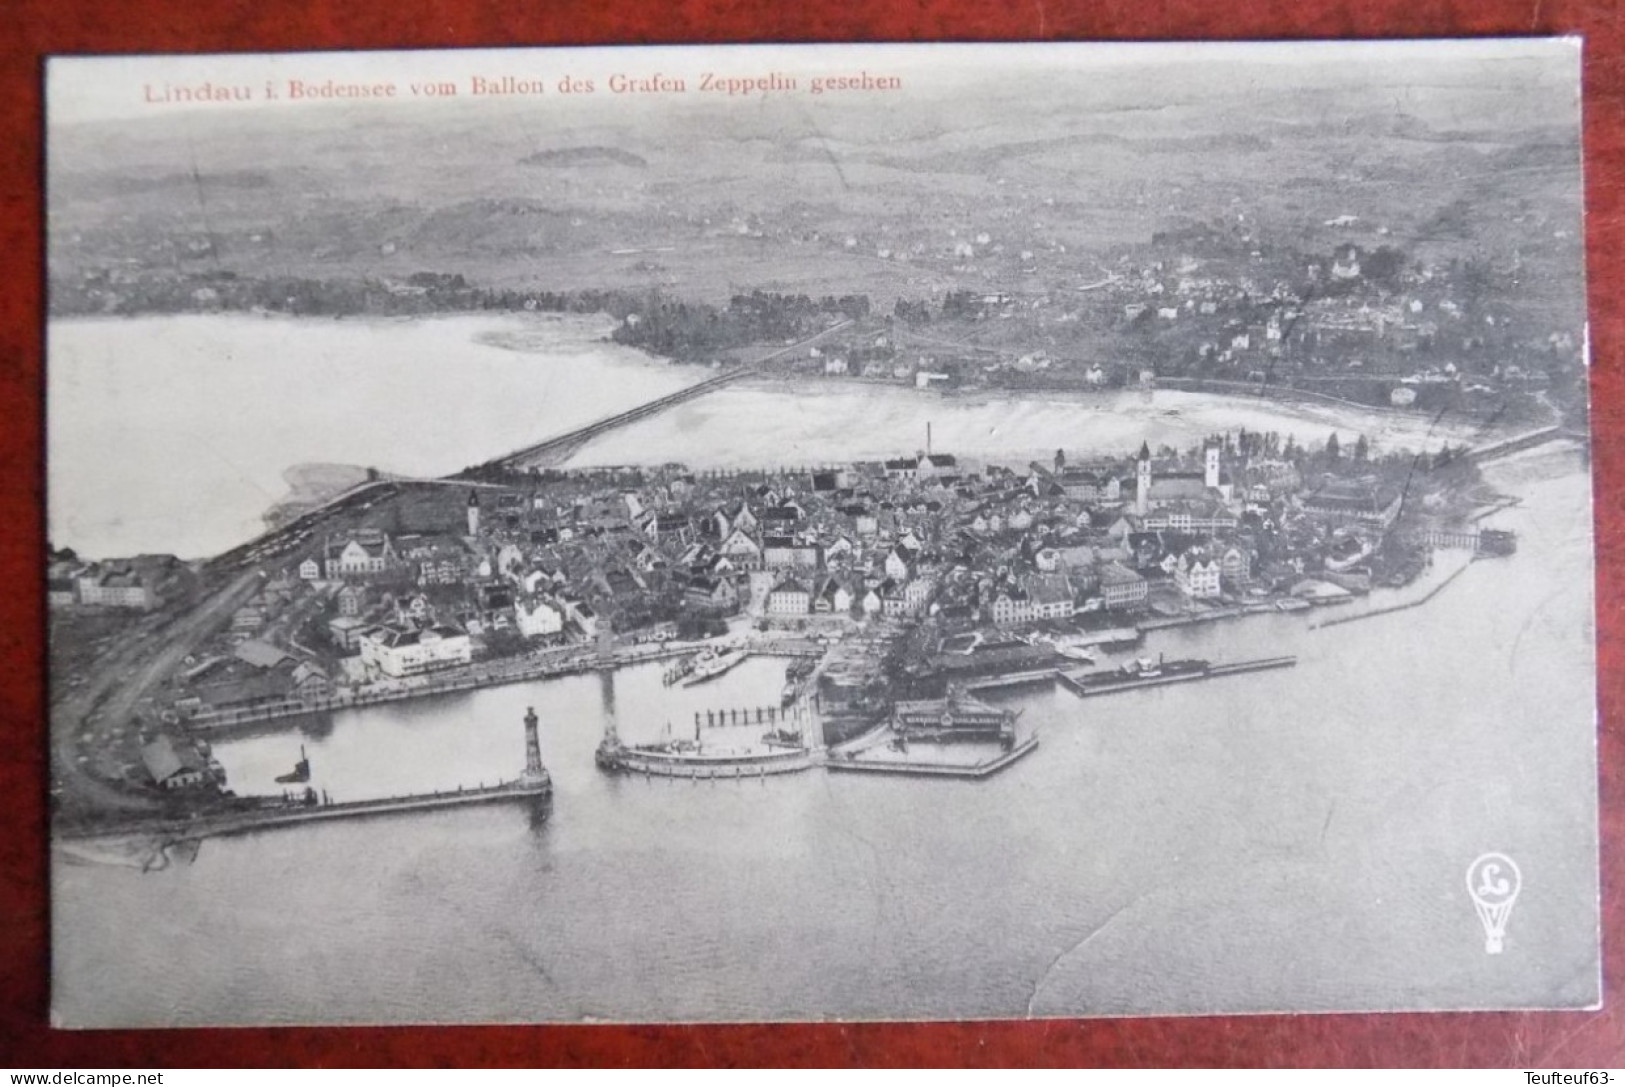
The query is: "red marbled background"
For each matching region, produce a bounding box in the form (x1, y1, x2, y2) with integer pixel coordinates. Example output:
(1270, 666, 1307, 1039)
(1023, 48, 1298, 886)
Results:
(1, 0, 1620, 1067)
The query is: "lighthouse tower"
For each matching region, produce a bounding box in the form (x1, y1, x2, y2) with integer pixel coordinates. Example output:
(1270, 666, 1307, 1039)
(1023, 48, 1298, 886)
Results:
(522, 706, 548, 784)
(466, 489, 481, 537)
(1135, 441, 1153, 515)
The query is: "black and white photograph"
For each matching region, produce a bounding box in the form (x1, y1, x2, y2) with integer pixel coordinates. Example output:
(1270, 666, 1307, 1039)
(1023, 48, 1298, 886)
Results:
(44, 40, 1599, 1027)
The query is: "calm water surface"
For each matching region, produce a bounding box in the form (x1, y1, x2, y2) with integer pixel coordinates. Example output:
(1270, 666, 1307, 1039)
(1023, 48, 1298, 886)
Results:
(52, 447, 1598, 1025)
(49, 314, 1484, 560)
(565, 381, 1482, 473)
(46, 313, 693, 559)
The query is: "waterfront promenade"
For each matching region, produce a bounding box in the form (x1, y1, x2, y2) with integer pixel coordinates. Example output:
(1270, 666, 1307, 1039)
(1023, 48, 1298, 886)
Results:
(188, 635, 826, 731)
(184, 568, 1437, 736)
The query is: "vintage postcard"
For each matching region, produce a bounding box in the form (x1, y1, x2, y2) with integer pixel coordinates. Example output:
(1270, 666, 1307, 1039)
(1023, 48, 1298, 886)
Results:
(45, 40, 1598, 1026)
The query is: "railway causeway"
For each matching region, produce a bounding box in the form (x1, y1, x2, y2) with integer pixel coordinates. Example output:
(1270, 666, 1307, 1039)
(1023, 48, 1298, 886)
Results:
(478, 367, 758, 471)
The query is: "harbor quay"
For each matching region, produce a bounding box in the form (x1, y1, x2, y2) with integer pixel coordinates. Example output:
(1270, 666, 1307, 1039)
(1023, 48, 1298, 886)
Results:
(185, 635, 824, 731)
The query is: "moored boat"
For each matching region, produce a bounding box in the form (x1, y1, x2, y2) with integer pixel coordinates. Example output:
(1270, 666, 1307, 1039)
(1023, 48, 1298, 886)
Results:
(1037, 634, 1100, 664)
(680, 646, 747, 687)
(1071, 654, 1211, 691)
(596, 726, 815, 778)
(662, 655, 697, 686)
(274, 744, 311, 785)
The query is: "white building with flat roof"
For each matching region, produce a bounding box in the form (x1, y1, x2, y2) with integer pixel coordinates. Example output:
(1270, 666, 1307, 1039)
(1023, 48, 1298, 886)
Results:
(359, 624, 472, 678)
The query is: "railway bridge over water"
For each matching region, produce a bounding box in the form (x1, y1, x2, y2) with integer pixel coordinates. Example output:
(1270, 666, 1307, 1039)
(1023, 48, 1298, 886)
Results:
(469, 317, 855, 473)
(1462, 425, 1568, 464)
(475, 366, 759, 472)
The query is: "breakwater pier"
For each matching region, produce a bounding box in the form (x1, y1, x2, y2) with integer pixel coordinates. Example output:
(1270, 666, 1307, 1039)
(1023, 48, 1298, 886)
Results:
(963, 670, 1060, 693)
(60, 707, 554, 846)
(1312, 549, 1477, 630)
(1056, 656, 1297, 698)
(599, 744, 818, 780)
(190, 778, 546, 842)
(56, 776, 553, 847)
(826, 733, 1040, 779)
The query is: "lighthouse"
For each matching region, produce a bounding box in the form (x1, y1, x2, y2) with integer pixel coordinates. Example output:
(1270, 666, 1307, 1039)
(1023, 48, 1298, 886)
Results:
(466, 489, 481, 537)
(522, 706, 547, 783)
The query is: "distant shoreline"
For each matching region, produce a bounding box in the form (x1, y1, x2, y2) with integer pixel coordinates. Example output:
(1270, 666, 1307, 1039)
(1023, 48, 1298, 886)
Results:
(261, 463, 373, 529)
(44, 303, 1553, 442)
(46, 309, 1508, 560)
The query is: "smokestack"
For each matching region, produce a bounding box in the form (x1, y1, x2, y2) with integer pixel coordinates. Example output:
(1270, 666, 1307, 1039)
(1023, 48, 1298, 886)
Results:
(927, 422, 933, 456)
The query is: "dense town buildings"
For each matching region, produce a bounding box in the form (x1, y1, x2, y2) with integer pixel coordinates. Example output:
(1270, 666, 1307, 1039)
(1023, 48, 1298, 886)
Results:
(49, 423, 1471, 738)
(46, 552, 184, 611)
(358, 624, 474, 678)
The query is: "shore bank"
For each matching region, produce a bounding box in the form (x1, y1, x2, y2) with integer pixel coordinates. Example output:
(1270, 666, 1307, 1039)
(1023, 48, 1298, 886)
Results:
(1311, 549, 1478, 630)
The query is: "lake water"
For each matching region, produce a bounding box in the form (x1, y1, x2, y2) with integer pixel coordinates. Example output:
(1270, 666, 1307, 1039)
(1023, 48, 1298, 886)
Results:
(51, 446, 1599, 1026)
(46, 313, 694, 559)
(565, 381, 1483, 473)
(49, 314, 1486, 560)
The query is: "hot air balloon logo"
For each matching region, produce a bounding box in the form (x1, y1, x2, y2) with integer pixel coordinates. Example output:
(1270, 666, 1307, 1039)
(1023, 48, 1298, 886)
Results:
(1466, 852, 1521, 954)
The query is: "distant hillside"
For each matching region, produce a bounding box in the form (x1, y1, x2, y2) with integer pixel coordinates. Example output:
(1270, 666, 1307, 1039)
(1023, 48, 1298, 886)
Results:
(870, 131, 1277, 176)
(519, 147, 648, 168)
(54, 169, 273, 201)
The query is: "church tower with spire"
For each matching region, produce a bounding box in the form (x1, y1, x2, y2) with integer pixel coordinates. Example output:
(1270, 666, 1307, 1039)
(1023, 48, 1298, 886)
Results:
(1135, 441, 1153, 515)
(466, 489, 481, 537)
